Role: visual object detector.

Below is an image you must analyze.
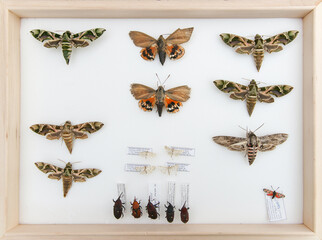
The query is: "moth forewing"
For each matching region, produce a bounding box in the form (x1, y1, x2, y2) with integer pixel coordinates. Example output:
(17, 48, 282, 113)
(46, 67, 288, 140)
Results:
(165, 85, 191, 102)
(165, 28, 194, 45)
(258, 133, 288, 152)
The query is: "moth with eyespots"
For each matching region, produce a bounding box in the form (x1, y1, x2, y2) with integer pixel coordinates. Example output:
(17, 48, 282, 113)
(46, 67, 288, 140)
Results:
(129, 27, 193, 65)
(130, 75, 191, 117)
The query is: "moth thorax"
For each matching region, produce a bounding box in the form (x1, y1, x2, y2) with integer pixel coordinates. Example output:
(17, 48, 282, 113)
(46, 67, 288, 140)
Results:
(157, 35, 166, 49)
(62, 31, 72, 38)
(64, 121, 72, 129)
(247, 132, 258, 146)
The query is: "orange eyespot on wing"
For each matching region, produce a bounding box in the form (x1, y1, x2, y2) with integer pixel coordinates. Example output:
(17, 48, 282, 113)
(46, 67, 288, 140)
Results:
(138, 96, 156, 112)
(164, 96, 182, 113)
(165, 44, 185, 60)
(140, 44, 158, 61)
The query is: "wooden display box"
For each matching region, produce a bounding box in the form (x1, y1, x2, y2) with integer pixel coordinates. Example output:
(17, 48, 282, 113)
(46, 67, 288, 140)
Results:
(0, 0, 321, 239)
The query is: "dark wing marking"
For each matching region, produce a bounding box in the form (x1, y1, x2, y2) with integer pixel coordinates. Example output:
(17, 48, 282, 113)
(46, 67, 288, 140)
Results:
(214, 80, 248, 101)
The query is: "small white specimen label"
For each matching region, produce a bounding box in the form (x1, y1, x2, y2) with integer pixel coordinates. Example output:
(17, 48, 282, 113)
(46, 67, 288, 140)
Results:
(264, 193, 287, 222)
(167, 181, 176, 206)
(128, 147, 153, 156)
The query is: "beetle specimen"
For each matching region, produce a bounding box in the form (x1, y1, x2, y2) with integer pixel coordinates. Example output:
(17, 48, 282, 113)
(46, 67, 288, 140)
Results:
(113, 193, 125, 219)
(146, 196, 160, 219)
(179, 202, 189, 223)
(131, 197, 142, 218)
(165, 202, 175, 223)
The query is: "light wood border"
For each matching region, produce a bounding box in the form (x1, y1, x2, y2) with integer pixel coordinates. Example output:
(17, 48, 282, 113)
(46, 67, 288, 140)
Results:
(0, 0, 321, 239)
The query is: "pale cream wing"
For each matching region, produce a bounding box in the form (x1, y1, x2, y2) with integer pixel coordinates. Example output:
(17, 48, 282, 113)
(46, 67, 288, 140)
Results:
(130, 84, 156, 100)
(165, 85, 191, 102)
(166, 28, 194, 45)
(129, 31, 157, 47)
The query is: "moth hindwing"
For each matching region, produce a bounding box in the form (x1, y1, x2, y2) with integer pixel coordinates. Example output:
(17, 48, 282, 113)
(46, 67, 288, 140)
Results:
(212, 126, 288, 165)
(30, 121, 104, 154)
(220, 31, 299, 71)
(213, 79, 293, 116)
(35, 161, 101, 197)
(129, 27, 193, 65)
(130, 76, 191, 117)
(30, 28, 106, 64)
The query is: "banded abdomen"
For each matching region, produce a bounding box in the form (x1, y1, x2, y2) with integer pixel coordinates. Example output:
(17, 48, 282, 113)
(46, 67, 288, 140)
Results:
(247, 144, 258, 165)
(62, 131, 74, 153)
(61, 40, 72, 64)
(246, 95, 257, 116)
(62, 175, 73, 197)
(252, 49, 264, 71)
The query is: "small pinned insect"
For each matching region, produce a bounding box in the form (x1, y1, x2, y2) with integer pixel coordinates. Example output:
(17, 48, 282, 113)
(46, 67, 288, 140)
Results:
(158, 164, 179, 175)
(263, 186, 285, 199)
(138, 150, 156, 159)
(164, 146, 184, 158)
(130, 74, 191, 117)
(135, 165, 156, 175)
(146, 196, 160, 219)
(165, 202, 175, 223)
(113, 193, 125, 219)
(179, 202, 189, 224)
(130, 197, 142, 218)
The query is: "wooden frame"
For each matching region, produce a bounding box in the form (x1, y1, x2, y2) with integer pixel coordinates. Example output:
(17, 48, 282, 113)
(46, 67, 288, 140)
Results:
(0, 0, 321, 239)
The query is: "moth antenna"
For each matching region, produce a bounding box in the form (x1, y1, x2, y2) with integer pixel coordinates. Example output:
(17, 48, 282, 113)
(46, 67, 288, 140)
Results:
(156, 73, 161, 86)
(256, 80, 267, 85)
(241, 78, 252, 82)
(162, 33, 171, 36)
(253, 123, 265, 133)
(71, 161, 82, 164)
(162, 74, 171, 86)
(271, 185, 274, 190)
(238, 125, 247, 132)
(57, 158, 66, 164)
(276, 187, 280, 191)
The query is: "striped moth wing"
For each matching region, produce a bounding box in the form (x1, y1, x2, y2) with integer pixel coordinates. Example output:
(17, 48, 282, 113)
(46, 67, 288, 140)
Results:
(30, 121, 104, 153)
(263, 188, 286, 199)
(35, 162, 101, 197)
(214, 80, 293, 116)
(30, 28, 106, 64)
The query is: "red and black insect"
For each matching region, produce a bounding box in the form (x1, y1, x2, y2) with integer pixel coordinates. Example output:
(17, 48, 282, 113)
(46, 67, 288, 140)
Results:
(263, 186, 285, 199)
(113, 193, 125, 219)
(179, 202, 189, 223)
(130, 197, 142, 218)
(164, 202, 175, 223)
(146, 196, 160, 219)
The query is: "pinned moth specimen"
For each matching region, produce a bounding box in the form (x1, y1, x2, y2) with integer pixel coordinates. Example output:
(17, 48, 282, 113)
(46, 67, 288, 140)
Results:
(263, 186, 285, 199)
(179, 202, 189, 224)
(131, 197, 143, 218)
(35, 161, 101, 197)
(213, 124, 288, 165)
(165, 202, 175, 223)
(129, 27, 193, 65)
(113, 193, 125, 219)
(159, 164, 179, 175)
(146, 197, 160, 219)
(220, 31, 299, 71)
(30, 121, 104, 154)
(213, 79, 293, 116)
(30, 28, 106, 64)
(135, 165, 156, 175)
(130, 75, 191, 117)
(164, 146, 184, 158)
(139, 150, 156, 159)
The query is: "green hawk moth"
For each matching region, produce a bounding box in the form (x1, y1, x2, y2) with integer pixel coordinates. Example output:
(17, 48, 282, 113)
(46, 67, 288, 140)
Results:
(220, 31, 299, 71)
(30, 121, 104, 154)
(35, 161, 102, 197)
(30, 28, 106, 64)
(213, 126, 288, 165)
(213, 79, 293, 116)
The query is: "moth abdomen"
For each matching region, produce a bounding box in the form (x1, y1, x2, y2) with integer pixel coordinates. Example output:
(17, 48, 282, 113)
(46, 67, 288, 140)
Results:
(62, 132, 74, 153)
(61, 42, 72, 64)
(246, 96, 257, 116)
(253, 49, 265, 71)
(247, 145, 258, 165)
(62, 175, 73, 197)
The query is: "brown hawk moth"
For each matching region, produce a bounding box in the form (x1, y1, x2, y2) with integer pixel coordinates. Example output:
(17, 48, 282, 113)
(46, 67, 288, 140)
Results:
(214, 79, 293, 116)
(30, 121, 104, 154)
(35, 161, 102, 197)
(220, 31, 299, 71)
(30, 28, 106, 64)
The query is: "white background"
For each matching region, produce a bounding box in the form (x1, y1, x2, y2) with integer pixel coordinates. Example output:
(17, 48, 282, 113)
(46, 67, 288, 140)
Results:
(20, 18, 303, 224)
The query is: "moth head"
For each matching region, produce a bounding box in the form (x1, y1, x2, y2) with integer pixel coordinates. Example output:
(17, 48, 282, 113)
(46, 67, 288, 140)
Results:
(250, 79, 257, 85)
(247, 131, 258, 145)
(64, 121, 72, 129)
(65, 162, 73, 168)
(63, 31, 72, 38)
(254, 34, 262, 40)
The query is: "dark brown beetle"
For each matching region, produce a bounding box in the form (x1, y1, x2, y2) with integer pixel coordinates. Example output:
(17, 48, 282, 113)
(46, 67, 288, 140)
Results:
(113, 193, 125, 219)
(179, 202, 189, 223)
(130, 197, 142, 218)
(164, 202, 175, 223)
(146, 196, 160, 219)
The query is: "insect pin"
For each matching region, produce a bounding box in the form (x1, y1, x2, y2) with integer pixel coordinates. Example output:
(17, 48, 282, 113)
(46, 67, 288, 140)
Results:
(179, 202, 189, 224)
(220, 31, 298, 71)
(213, 124, 288, 165)
(129, 27, 193, 65)
(263, 186, 285, 199)
(165, 202, 175, 223)
(113, 192, 125, 219)
(130, 197, 142, 218)
(130, 74, 191, 117)
(35, 160, 101, 197)
(146, 196, 160, 220)
(30, 28, 106, 64)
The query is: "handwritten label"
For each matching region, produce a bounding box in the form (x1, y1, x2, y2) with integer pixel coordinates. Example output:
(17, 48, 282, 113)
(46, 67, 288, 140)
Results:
(169, 146, 195, 157)
(117, 183, 126, 204)
(167, 162, 190, 172)
(264, 193, 287, 222)
(167, 182, 176, 206)
(128, 147, 153, 156)
(148, 183, 159, 206)
(181, 183, 190, 208)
